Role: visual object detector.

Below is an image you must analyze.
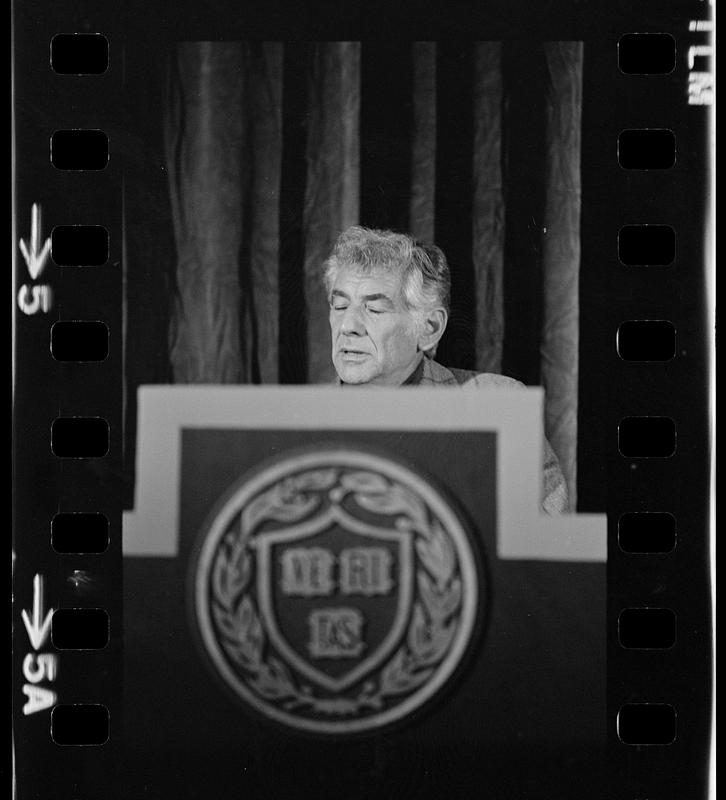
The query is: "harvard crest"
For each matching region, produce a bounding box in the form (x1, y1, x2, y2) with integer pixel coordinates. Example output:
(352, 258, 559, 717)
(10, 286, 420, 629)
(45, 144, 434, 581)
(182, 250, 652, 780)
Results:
(192, 448, 480, 734)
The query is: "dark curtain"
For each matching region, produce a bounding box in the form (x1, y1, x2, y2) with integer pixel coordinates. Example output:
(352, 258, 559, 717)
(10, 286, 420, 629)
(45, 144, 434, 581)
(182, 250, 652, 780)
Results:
(124, 41, 583, 506)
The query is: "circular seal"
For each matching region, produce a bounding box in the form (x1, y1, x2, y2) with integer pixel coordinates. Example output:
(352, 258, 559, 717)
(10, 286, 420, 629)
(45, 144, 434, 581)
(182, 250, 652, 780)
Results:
(192, 447, 480, 735)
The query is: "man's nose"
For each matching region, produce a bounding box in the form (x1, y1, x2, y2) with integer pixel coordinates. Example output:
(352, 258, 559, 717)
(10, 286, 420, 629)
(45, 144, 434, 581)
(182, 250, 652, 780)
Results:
(340, 306, 366, 336)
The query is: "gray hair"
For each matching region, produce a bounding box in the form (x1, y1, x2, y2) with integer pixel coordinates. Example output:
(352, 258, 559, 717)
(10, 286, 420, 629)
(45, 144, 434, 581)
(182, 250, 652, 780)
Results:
(323, 226, 451, 314)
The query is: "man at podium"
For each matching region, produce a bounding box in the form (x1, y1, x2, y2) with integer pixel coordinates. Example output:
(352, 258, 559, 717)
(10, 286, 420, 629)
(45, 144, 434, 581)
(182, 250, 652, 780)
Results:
(325, 225, 568, 513)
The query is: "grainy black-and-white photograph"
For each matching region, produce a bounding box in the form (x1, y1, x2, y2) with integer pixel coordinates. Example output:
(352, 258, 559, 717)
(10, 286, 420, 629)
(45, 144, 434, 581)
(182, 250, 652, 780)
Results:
(119, 40, 607, 800)
(11, 2, 713, 797)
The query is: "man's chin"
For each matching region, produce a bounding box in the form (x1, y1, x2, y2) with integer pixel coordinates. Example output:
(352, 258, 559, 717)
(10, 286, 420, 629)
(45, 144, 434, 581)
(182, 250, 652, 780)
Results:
(334, 359, 376, 385)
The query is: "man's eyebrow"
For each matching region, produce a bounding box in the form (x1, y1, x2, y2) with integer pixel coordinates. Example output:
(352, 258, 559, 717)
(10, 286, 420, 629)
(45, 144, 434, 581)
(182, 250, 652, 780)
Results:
(330, 290, 394, 305)
(362, 293, 393, 303)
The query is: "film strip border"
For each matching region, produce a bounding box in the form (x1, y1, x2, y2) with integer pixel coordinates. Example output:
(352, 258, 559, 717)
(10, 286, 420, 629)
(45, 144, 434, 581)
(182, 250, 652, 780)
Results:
(601, 24, 714, 800)
(12, 19, 123, 799)
(11, 10, 713, 800)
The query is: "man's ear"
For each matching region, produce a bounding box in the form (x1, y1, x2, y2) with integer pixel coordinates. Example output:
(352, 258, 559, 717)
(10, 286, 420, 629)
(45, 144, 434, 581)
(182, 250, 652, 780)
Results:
(418, 307, 448, 353)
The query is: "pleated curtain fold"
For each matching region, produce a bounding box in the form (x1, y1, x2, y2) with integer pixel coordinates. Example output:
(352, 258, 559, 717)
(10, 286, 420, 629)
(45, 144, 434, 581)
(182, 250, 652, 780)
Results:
(304, 43, 361, 384)
(165, 42, 247, 383)
(472, 42, 505, 375)
(409, 42, 437, 243)
(541, 42, 583, 508)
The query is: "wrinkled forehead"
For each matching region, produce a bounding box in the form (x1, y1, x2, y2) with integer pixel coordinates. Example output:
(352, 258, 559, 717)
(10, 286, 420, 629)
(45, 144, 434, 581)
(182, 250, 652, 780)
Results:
(330, 262, 407, 300)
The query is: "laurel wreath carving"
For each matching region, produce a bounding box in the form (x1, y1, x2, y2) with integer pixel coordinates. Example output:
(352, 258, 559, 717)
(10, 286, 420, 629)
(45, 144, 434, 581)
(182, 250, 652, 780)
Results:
(210, 468, 462, 717)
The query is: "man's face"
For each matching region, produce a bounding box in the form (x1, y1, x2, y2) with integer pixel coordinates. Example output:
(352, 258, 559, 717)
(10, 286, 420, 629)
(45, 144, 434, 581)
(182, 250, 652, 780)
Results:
(329, 265, 423, 386)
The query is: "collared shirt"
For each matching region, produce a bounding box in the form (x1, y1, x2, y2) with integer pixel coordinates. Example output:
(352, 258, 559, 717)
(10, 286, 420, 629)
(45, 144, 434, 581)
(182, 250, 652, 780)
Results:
(402, 357, 425, 385)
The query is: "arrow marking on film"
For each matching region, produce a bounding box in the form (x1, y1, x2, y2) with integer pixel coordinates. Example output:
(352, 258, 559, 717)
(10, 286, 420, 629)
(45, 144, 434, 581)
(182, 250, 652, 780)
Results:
(21, 574, 53, 651)
(19, 203, 52, 281)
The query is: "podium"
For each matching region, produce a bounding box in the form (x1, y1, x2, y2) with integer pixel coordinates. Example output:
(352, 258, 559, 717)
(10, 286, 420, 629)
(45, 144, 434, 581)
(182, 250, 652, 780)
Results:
(123, 386, 606, 799)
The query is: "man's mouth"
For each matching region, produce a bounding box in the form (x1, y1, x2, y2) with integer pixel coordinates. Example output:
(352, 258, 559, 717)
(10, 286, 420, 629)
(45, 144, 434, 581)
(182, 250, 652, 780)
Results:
(339, 348, 369, 361)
